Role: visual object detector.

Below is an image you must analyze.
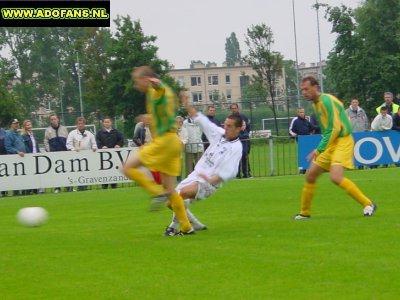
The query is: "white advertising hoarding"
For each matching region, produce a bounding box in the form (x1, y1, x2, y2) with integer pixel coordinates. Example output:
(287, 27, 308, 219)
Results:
(0, 148, 136, 191)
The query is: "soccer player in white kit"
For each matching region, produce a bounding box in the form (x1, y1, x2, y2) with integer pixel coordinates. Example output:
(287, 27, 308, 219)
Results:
(164, 92, 243, 236)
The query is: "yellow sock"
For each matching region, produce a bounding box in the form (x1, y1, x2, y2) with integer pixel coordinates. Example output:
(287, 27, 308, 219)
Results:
(339, 178, 372, 207)
(169, 192, 192, 232)
(125, 168, 165, 196)
(300, 182, 316, 216)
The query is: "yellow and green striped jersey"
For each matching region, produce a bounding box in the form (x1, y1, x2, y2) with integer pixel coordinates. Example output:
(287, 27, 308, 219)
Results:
(313, 93, 352, 153)
(146, 81, 178, 137)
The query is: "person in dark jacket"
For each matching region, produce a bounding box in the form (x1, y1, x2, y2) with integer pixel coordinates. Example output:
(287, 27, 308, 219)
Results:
(44, 115, 68, 152)
(0, 126, 6, 155)
(201, 105, 221, 151)
(289, 108, 315, 174)
(0, 126, 7, 197)
(22, 120, 39, 154)
(310, 114, 321, 134)
(289, 108, 315, 138)
(5, 119, 26, 196)
(96, 117, 124, 189)
(5, 119, 26, 156)
(44, 115, 69, 193)
(230, 103, 252, 178)
(133, 114, 152, 146)
(392, 107, 400, 131)
(21, 120, 42, 194)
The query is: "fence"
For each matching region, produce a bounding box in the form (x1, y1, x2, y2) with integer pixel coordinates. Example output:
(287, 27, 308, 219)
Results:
(191, 99, 314, 135)
(179, 136, 299, 179)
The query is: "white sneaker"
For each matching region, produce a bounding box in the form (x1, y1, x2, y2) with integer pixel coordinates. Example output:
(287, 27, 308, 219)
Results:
(192, 222, 207, 231)
(294, 214, 311, 220)
(363, 203, 377, 217)
(149, 194, 168, 212)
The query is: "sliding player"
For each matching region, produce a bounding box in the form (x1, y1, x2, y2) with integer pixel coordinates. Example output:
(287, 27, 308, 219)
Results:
(164, 92, 243, 236)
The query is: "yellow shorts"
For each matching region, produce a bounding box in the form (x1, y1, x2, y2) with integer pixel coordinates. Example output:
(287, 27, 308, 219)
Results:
(314, 135, 354, 171)
(138, 132, 182, 176)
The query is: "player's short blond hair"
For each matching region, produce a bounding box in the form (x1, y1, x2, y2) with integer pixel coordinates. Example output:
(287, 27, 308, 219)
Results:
(132, 66, 156, 78)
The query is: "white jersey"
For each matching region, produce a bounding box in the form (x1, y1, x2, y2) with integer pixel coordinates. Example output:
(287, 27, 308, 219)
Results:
(192, 113, 242, 182)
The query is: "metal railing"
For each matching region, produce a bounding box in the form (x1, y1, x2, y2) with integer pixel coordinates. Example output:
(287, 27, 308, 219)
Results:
(182, 136, 299, 178)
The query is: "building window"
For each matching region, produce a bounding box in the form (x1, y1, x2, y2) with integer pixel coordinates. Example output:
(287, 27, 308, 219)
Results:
(191, 76, 201, 86)
(192, 92, 203, 103)
(226, 89, 232, 102)
(208, 90, 219, 102)
(239, 75, 250, 88)
(178, 76, 185, 86)
(225, 74, 231, 84)
(208, 75, 219, 85)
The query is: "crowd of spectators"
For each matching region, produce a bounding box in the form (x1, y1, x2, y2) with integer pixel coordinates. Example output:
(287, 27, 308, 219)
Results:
(0, 104, 253, 197)
(3, 92, 398, 197)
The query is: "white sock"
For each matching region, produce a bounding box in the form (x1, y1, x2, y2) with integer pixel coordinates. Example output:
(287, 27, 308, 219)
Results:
(168, 198, 204, 229)
(168, 214, 180, 230)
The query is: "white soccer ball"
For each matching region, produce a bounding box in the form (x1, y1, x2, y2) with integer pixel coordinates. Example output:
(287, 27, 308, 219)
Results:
(17, 207, 48, 227)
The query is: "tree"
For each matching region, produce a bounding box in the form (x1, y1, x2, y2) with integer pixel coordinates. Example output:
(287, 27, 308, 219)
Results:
(0, 58, 21, 127)
(245, 23, 283, 135)
(324, 1, 400, 115)
(225, 32, 242, 67)
(282, 60, 298, 102)
(106, 16, 171, 135)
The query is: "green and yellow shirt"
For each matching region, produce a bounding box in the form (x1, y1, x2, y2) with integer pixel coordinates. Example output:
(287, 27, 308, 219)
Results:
(313, 93, 352, 153)
(146, 82, 178, 137)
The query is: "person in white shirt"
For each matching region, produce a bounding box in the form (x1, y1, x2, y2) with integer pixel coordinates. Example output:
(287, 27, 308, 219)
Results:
(67, 117, 98, 152)
(183, 114, 204, 175)
(176, 116, 188, 145)
(164, 92, 243, 236)
(66, 117, 97, 191)
(371, 106, 393, 131)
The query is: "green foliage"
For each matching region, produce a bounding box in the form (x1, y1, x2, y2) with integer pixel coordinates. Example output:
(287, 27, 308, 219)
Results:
(225, 32, 242, 67)
(106, 16, 171, 136)
(283, 60, 298, 97)
(324, 1, 400, 116)
(0, 17, 181, 136)
(245, 23, 284, 134)
(0, 58, 22, 126)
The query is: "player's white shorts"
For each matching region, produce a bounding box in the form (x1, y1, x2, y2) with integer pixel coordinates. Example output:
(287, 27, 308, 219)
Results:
(176, 172, 217, 200)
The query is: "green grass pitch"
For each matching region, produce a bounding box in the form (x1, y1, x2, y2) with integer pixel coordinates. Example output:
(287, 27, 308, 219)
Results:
(1, 168, 399, 299)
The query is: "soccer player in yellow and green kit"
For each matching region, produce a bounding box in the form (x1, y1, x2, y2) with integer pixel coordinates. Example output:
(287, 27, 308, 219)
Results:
(294, 76, 376, 220)
(123, 66, 194, 235)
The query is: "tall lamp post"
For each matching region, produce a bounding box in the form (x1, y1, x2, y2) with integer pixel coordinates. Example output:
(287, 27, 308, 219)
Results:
(291, 0, 301, 108)
(313, 0, 328, 93)
(76, 52, 84, 117)
(57, 66, 65, 124)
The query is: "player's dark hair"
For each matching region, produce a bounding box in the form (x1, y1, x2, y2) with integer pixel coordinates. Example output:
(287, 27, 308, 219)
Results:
(227, 114, 243, 128)
(302, 76, 320, 87)
(76, 117, 86, 124)
(380, 106, 388, 111)
(230, 103, 239, 109)
(102, 116, 112, 122)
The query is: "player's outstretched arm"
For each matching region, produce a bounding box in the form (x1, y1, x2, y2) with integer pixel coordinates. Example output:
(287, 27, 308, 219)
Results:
(180, 91, 197, 118)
